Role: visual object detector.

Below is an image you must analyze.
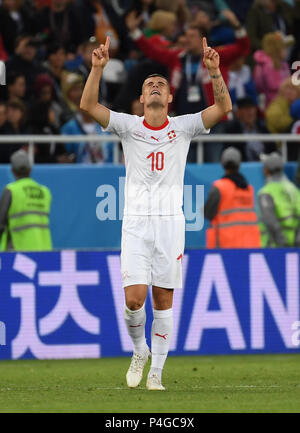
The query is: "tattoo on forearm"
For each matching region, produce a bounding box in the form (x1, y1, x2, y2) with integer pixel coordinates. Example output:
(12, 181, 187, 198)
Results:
(212, 75, 229, 104)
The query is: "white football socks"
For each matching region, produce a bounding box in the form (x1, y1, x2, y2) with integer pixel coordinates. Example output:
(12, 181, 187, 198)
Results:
(124, 303, 148, 356)
(149, 308, 173, 380)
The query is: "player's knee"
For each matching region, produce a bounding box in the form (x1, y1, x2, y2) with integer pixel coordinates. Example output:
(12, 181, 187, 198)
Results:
(125, 298, 144, 311)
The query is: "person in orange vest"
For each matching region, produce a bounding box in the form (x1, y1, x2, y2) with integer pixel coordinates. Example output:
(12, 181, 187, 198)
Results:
(205, 147, 261, 248)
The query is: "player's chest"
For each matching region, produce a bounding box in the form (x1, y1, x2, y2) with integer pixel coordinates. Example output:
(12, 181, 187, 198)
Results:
(125, 129, 184, 173)
(130, 128, 179, 152)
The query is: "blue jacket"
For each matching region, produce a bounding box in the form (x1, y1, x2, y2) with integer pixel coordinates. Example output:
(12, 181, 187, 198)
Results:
(61, 116, 114, 163)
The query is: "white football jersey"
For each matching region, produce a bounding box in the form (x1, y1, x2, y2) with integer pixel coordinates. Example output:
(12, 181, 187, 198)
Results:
(104, 110, 210, 215)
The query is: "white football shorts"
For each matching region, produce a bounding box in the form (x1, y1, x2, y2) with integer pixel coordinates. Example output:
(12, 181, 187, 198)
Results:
(121, 214, 185, 289)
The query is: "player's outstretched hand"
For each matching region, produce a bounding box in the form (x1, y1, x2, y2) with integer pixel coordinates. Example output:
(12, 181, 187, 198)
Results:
(202, 37, 220, 71)
(92, 36, 110, 69)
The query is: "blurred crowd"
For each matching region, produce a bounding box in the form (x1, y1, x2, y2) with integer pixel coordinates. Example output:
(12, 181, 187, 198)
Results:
(0, 0, 300, 164)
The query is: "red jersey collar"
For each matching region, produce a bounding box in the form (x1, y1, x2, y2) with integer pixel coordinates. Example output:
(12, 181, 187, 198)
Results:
(143, 118, 169, 130)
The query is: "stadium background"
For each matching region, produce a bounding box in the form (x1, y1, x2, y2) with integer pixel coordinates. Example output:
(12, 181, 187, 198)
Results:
(0, 0, 300, 413)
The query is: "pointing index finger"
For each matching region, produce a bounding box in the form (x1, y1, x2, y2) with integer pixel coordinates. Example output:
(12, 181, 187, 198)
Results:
(104, 36, 110, 50)
(202, 37, 208, 51)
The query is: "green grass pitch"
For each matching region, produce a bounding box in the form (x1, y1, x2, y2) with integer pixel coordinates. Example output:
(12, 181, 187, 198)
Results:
(0, 354, 299, 413)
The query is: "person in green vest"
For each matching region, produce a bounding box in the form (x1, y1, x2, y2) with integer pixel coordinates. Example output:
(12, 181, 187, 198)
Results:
(0, 150, 52, 251)
(258, 152, 300, 247)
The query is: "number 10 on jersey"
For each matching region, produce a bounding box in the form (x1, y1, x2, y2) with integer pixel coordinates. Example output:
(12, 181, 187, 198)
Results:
(147, 152, 164, 171)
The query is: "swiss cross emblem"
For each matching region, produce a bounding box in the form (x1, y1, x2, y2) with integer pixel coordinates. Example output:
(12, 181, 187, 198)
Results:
(168, 130, 176, 140)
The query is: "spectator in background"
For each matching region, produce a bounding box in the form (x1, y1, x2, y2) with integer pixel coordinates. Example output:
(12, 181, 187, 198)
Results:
(258, 152, 300, 247)
(222, 97, 276, 161)
(32, 73, 62, 130)
(60, 69, 113, 164)
(124, 0, 157, 31)
(0, 0, 34, 56)
(0, 100, 7, 129)
(35, 0, 84, 52)
(6, 35, 45, 98)
(266, 78, 300, 159)
(61, 110, 114, 164)
(204, 147, 261, 248)
(228, 56, 258, 108)
(144, 10, 177, 47)
(0, 100, 20, 163)
(28, 101, 66, 163)
(2, 98, 30, 161)
(43, 43, 67, 100)
(78, 0, 130, 59)
(27, 73, 69, 163)
(90, 0, 120, 57)
(246, 0, 300, 53)
(0, 150, 52, 251)
(253, 31, 292, 109)
(43, 43, 74, 123)
(192, 7, 237, 46)
(6, 71, 26, 102)
(0, 100, 10, 161)
(266, 78, 300, 133)
(155, 0, 191, 32)
(61, 72, 84, 116)
(6, 97, 29, 135)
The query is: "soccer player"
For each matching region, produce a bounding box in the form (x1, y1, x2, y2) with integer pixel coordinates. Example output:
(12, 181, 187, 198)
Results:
(80, 36, 232, 390)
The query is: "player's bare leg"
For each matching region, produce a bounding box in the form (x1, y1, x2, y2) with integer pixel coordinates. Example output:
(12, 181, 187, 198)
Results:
(124, 284, 151, 388)
(147, 286, 174, 391)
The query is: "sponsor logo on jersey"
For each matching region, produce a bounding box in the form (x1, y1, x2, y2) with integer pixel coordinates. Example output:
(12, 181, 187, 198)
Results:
(133, 131, 146, 140)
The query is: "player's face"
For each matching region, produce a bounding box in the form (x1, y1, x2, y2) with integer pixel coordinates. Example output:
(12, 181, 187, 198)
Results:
(140, 77, 172, 108)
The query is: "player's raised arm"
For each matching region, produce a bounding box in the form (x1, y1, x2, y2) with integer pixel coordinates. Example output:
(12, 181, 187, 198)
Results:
(80, 36, 111, 129)
(201, 37, 232, 130)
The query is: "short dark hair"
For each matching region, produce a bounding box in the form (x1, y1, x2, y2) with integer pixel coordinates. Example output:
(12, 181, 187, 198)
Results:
(144, 73, 168, 82)
(143, 74, 170, 90)
(237, 97, 257, 109)
(47, 42, 66, 57)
